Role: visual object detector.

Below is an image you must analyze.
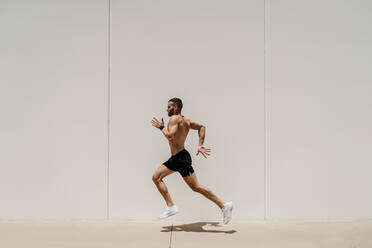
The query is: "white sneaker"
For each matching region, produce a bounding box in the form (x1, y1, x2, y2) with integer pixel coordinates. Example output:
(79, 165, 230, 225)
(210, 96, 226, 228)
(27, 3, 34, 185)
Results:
(221, 201, 233, 224)
(158, 205, 179, 219)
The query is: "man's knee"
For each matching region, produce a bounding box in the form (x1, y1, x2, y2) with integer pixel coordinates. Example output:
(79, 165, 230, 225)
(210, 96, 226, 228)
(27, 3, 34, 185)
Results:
(152, 174, 159, 183)
(192, 185, 203, 193)
(152, 173, 164, 183)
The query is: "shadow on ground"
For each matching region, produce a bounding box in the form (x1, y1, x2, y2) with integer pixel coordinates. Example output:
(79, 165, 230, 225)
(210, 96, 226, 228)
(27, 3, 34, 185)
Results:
(161, 222, 237, 234)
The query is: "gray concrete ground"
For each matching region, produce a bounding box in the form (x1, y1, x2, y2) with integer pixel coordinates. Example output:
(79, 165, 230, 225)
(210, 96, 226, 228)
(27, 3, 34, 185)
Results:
(0, 220, 371, 248)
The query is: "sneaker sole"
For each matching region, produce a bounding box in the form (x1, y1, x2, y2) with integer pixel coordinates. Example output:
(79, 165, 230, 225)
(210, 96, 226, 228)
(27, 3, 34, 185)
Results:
(158, 211, 179, 219)
(223, 204, 233, 224)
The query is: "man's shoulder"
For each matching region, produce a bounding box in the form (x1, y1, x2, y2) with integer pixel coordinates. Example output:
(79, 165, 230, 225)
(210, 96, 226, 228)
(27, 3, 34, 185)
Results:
(170, 115, 186, 122)
(169, 115, 181, 122)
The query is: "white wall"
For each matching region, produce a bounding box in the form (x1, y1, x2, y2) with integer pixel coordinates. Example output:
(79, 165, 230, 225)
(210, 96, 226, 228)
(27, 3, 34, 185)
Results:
(0, 0, 108, 219)
(0, 0, 371, 221)
(268, 0, 372, 220)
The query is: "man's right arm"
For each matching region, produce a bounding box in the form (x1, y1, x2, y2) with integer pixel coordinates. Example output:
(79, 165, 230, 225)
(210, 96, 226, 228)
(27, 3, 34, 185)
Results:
(190, 119, 205, 146)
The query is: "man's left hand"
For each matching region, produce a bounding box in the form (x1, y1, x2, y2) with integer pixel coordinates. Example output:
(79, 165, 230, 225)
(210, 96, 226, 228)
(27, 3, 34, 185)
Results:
(151, 117, 164, 129)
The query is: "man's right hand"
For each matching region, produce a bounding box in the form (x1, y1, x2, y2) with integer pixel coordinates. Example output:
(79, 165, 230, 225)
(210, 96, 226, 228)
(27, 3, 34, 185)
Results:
(196, 145, 211, 158)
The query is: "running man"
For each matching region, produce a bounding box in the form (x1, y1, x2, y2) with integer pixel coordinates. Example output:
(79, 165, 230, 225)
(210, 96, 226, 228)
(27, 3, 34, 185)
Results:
(151, 97, 233, 224)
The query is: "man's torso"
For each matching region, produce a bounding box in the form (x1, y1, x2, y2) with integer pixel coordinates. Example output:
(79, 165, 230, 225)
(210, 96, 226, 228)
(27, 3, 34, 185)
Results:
(168, 115, 190, 155)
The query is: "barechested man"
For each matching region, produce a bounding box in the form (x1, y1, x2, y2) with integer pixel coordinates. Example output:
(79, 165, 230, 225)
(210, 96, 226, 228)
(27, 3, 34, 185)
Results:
(151, 97, 233, 224)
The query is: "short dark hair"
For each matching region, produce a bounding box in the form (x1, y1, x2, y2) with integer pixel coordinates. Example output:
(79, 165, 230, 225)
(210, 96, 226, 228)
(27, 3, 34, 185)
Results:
(169, 97, 183, 112)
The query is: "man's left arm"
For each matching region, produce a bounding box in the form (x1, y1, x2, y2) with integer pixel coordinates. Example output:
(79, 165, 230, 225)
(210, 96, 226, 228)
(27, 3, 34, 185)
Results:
(161, 116, 178, 141)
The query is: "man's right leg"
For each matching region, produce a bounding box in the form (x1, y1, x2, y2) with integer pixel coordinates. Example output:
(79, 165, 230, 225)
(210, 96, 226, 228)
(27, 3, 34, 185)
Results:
(152, 164, 176, 207)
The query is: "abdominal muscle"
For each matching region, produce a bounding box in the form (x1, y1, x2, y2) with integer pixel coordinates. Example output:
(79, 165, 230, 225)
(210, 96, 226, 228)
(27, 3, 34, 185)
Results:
(168, 115, 190, 155)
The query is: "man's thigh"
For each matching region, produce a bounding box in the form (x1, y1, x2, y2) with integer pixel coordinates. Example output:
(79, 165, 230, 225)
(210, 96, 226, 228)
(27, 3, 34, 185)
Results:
(182, 171, 199, 190)
(153, 164, 175, 180)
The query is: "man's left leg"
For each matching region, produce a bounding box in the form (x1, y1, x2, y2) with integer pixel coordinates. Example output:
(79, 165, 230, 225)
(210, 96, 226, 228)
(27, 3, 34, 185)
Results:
(183, 172, 225, 209)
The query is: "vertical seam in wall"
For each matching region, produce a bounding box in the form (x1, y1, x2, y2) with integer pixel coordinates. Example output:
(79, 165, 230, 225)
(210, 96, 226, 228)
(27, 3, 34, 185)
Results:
(264, 0, 269, 220)
(169, 222, 173, 248)
(107, 0, 111, 220)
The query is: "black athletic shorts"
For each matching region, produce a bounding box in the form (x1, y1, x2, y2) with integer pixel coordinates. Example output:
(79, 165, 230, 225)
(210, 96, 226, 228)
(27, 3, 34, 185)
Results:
(163, 148, 194, 177)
